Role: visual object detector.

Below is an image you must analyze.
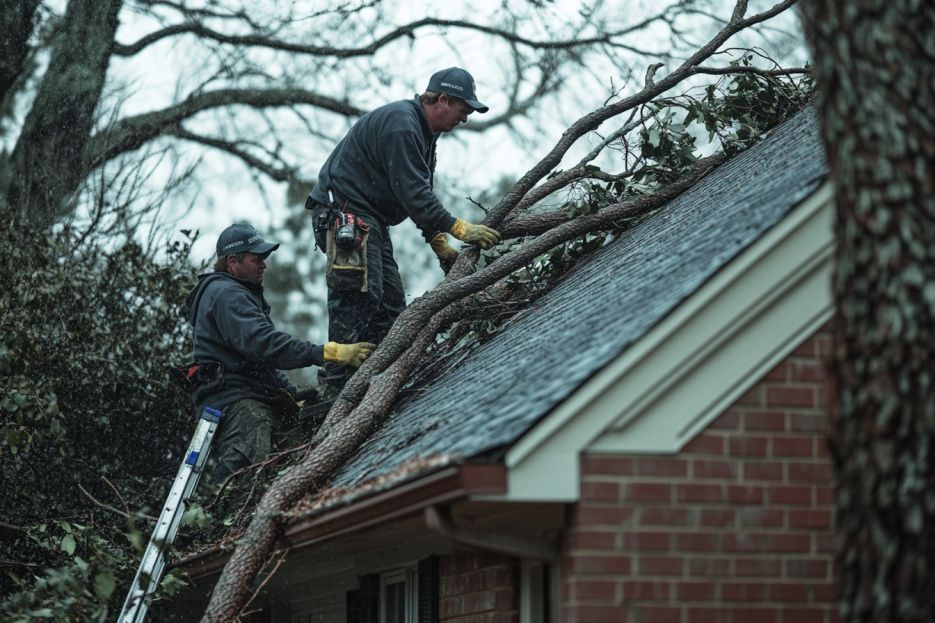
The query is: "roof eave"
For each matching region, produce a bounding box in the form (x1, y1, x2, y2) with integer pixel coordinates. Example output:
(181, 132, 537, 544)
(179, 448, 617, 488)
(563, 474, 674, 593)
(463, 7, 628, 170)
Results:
(174, 463, 506, 578)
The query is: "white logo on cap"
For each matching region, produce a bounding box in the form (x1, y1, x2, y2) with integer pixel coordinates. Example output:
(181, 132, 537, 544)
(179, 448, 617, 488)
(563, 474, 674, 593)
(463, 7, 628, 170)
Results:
(440, 82, 464, 92)
(222, 234, 263, 251)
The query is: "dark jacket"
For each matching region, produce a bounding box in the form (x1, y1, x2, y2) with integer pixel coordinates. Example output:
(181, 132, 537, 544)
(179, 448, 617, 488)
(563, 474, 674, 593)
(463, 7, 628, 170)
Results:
(184, 271, 324, 412)
(308, 97, 457, 241)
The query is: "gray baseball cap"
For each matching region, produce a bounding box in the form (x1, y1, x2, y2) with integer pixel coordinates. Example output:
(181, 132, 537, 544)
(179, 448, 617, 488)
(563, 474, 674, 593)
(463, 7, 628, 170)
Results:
(216, 223, 279, 257)
(426, 67, 488, 113)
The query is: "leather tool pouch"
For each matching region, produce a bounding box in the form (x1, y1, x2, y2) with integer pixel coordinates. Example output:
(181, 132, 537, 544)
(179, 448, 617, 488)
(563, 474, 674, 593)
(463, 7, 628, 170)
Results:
(325, 212, 370, 292)
(168, 361, 223, 392)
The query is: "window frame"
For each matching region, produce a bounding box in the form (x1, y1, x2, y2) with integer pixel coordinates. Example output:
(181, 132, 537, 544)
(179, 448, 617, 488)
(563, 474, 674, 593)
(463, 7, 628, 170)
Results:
(379, 565, 418, 623)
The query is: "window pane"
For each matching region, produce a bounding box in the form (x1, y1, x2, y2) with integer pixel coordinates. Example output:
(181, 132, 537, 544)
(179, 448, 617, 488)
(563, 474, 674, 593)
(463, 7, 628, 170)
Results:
(385, 581, 406, 623)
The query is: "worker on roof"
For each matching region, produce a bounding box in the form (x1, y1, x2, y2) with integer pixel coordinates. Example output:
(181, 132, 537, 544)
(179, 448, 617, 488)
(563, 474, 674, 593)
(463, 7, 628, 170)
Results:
(306, 67, 502, 399)
(184, 223, 375, 483)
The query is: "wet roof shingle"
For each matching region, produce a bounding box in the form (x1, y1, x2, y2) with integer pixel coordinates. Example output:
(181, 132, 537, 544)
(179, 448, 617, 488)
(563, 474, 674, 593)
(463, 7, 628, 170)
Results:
(331, 107, 828, 489)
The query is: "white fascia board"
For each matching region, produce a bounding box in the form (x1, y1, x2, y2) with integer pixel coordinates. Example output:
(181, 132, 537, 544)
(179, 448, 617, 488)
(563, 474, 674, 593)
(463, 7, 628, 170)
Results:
(497, 183, 834, 502)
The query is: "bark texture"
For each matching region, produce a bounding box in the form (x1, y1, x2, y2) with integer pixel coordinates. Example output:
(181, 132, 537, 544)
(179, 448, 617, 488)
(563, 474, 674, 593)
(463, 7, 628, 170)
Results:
(6, 0, 122, 227)
(800, 2, 935, 621)
(0, 0, 40, 106)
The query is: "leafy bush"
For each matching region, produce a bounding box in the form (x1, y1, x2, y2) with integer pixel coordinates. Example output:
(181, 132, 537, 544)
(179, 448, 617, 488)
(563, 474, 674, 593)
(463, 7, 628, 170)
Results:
(0, 217, 198, 619)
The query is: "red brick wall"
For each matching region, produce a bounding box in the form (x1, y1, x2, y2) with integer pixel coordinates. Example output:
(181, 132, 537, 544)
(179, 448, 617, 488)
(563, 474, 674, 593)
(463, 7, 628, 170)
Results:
(440, 551, 519, 623)
(563, 328, 839, 623)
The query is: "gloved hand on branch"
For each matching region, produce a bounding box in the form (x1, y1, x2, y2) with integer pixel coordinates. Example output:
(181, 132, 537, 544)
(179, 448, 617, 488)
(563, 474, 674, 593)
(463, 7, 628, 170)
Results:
(430, 233, 459, 274)
(450, 218, 501, 249)
(324, 341, 376, 367)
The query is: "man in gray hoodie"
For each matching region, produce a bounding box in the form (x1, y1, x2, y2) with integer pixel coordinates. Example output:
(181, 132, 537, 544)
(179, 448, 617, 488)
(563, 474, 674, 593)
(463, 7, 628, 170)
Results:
(185, 223, 375, 483)
(306, 67, 501, 396)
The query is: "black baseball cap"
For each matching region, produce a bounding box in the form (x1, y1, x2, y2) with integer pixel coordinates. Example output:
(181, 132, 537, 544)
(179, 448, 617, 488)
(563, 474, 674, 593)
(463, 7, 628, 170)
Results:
(216, 223, 279, 257)
(426, 67, 488, 113)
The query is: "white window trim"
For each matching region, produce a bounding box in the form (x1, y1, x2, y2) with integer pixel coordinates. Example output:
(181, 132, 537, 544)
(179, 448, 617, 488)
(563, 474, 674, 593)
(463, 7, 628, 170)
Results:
(521, 560, 561, 623)
(379, 566, 418, 623)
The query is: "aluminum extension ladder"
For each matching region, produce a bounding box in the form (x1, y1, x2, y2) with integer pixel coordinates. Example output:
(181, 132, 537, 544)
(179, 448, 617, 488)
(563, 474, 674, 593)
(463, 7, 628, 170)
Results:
(118, 406, 223, 622)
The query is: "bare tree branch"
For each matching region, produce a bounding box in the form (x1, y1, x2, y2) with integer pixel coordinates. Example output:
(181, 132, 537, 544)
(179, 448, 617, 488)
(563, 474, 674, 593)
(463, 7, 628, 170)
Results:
(85, 88, 362, 169)
(114, 12, 689, 58)
(693, 65, 809, 76)
(78, 483, 156, 522)
(170, 127, 297, 182)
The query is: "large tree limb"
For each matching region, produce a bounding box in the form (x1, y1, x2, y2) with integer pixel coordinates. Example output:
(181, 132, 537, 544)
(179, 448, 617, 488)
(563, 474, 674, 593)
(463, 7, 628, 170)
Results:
(84, 72, 550, 175)
(200, 2, 797, 618)
(199, 153, 724, 621)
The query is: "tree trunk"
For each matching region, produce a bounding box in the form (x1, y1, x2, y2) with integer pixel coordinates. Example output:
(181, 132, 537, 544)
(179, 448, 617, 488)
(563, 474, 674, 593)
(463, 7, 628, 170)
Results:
(800, 2, 935, 621)
(5, 0, 122, 227)
(0, 0, 40, 107)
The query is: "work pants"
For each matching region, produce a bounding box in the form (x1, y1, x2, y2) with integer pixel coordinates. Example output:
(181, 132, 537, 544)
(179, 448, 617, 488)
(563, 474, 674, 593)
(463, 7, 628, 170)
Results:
(210, 398, 272, 485)
(316, 213, 406, 394)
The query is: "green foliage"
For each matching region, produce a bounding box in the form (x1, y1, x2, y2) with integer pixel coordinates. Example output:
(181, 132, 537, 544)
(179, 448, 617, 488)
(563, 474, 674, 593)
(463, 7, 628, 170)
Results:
(2, 521, 126, 622)
(684, 55, 815, 155)
(631, 58, 814, 193)
(0, 216, 198, 619)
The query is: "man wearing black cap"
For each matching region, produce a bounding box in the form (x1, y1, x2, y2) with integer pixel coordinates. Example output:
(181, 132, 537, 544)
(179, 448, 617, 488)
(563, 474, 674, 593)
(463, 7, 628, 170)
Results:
(306, 67, 502, 397)
(184, 223, 375, 483)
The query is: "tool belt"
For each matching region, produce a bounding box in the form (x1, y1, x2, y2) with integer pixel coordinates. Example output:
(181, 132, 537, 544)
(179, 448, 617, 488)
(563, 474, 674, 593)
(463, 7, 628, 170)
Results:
(308, 196, 370, 292)
(167, 361, 224, 393)
(168, 360, 277, 403)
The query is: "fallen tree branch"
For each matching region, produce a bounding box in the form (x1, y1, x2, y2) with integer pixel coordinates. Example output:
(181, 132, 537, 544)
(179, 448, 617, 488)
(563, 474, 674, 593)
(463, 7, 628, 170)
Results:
(238, 546, 291, 619)
(199, 154, 724, 621)
(500, 156, 721, 238)
(199, 2, 797, 618)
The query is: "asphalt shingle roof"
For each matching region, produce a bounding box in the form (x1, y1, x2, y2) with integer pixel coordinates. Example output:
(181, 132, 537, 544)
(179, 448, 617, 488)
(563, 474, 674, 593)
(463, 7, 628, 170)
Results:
(331, 107, 828, 490)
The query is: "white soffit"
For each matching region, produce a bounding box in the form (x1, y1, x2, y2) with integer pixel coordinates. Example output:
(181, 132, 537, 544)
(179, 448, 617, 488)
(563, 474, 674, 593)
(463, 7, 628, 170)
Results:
(500, 183, 834, 502)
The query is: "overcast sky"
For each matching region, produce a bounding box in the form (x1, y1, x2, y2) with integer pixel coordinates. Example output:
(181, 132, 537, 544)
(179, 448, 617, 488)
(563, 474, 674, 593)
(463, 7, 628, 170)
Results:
(106, 0, 806, 278)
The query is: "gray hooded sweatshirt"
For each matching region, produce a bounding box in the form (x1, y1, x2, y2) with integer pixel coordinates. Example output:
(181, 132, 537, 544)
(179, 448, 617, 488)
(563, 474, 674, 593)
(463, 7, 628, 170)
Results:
(184, 271, 324, 412)
(308, 97, 457, 241)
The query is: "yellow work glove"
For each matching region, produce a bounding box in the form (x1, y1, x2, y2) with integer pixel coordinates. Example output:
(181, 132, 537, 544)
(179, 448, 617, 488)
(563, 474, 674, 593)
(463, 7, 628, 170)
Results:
(430, 233, 459, 274)
(324, 341, 376, 367)
(450, 218, 501, 250)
